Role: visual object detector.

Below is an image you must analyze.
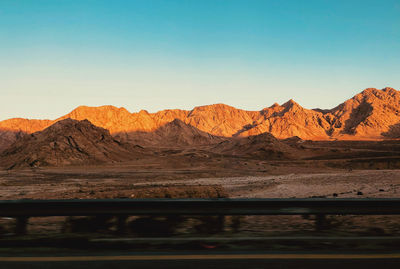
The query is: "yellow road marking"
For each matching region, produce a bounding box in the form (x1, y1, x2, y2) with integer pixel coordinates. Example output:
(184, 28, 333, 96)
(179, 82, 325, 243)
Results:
(1, 254, 400, 262)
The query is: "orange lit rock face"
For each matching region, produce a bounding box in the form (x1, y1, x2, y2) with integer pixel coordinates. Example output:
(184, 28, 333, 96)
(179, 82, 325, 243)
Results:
(239, 100, 332, 139)
(0, 87, 399, 151)
(0, 119, 138, 169)
(184, 103, 260, 137)
(59, 106, 189, 135)
(57, 106, 135, 133)
(329, 87, 400, 139)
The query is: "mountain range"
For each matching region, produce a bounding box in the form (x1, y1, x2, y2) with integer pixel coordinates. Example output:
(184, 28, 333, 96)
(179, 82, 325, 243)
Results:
(1, 87, 399, 153)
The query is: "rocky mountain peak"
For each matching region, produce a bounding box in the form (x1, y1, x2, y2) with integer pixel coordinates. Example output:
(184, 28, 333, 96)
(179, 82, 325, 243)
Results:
(189, 103, 238, 114)
(138, 109, 150, 115)
(270, 102, 280, 108)
(0, 119, 138, 169)
(168, 118, 187, 127)
(281, 99, 301, 109)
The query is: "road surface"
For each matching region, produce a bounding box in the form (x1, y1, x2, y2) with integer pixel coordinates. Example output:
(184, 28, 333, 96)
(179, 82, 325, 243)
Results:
(1, 252, 400, 269)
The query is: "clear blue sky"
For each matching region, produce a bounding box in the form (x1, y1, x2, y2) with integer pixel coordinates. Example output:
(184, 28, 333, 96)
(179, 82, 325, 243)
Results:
(0, 0, 399, 120)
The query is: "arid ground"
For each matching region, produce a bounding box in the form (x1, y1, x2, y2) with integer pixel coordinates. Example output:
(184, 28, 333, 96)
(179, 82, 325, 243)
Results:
(1, 140, 400, 200)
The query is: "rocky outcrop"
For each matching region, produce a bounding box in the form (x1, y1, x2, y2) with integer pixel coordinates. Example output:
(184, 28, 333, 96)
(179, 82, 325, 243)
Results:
(151, 119, 223, 146)
(329, 87, 400, 139)
(57, 105, 143, 133)
(0, 118, 52, 152)
(120, 119, 224, 147)
(184, 104, 259, 137)
(58, 106, 190, 141)
(211, 132, 297, 159)
(238, 100, 331, 139)
(0, 119, 140, 169)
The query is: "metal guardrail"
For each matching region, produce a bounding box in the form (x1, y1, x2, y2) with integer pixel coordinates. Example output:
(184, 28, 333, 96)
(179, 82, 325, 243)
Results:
(1, 198, 400, 234)
(1, 198, 400, 216)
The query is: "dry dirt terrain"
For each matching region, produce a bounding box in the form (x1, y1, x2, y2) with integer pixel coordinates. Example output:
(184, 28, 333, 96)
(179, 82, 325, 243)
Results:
(0, 155, 399, 200)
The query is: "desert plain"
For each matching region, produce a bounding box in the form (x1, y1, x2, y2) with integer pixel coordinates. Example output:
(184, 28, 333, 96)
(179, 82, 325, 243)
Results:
(1, 138, 400, 200)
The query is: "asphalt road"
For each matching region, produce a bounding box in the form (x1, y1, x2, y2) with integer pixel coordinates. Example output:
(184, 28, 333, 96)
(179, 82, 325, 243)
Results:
(1, 252, 400, 269)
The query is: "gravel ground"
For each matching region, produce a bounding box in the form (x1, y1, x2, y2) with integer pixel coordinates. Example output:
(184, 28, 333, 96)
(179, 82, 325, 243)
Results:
(0, 169, 399, 199)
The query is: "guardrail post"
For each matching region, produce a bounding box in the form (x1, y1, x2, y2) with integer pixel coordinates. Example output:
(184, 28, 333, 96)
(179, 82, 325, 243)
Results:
(315, 214, 327, 231)
(15, 217, 28, 235)
(117, 215, 127, 234)
(231, 216, 241, 232)
(217, 215, 225, 233)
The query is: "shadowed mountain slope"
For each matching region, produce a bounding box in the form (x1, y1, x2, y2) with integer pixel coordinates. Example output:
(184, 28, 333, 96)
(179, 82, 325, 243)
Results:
(0, 118, 52, 152)
(0, 119, 141, 169)
(116, 119, 224, 147)
(155, 119, 223, 146)
(211, 132, 298, 159)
